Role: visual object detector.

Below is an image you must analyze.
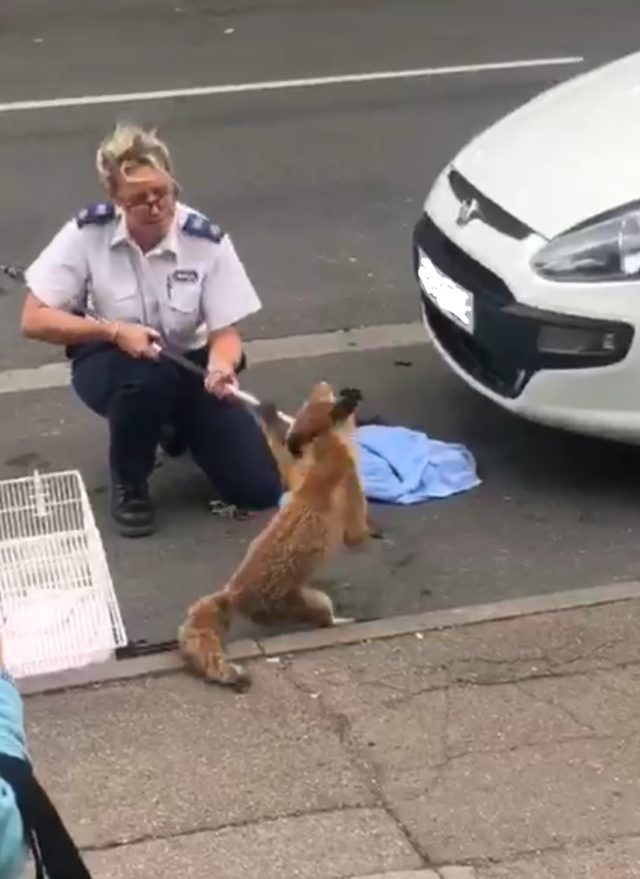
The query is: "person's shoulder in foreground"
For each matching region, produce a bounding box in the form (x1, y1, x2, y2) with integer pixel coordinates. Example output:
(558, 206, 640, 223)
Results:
(0, 667, 28, 879)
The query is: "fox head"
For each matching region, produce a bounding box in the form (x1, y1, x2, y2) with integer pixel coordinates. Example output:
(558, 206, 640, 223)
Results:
(285, 383, 363, 458)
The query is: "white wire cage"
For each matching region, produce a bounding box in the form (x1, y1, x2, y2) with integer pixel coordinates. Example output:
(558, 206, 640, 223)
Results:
(0, 469, 127, 679)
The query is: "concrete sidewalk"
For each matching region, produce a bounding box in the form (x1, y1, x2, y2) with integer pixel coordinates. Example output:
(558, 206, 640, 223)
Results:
(20, 594, 640, 879)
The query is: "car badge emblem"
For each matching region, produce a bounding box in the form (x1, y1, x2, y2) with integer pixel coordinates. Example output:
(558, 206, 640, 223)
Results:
(456, 197, 481, 227)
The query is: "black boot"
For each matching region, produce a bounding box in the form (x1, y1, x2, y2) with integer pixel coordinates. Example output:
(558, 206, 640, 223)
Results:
(111, 480, 155, 538)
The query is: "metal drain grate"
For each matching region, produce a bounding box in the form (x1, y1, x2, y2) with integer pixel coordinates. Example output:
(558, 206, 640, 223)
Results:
(0, 470, 127, 679)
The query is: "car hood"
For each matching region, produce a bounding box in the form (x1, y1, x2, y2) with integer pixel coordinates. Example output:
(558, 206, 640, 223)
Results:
(452, 52, 640, 240)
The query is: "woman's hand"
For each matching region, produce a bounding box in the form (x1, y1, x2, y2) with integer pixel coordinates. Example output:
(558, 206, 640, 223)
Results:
(204, 356, 239, 399)
(111, 322, 161, 359)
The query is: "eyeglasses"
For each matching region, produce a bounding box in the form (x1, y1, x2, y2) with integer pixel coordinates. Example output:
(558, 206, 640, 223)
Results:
(121, 187, 174, 212)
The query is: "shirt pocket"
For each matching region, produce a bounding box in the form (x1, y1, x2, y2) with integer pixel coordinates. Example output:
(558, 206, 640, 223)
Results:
(165, 267, 204, 317)
(166, 281, 202, 315)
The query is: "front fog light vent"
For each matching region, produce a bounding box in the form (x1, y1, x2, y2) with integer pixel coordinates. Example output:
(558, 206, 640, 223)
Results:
(537, 325, 619, 356)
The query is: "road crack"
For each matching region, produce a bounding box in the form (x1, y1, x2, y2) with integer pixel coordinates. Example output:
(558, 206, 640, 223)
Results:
(283, 663, 433, 867)
(512, 680, 598, 733)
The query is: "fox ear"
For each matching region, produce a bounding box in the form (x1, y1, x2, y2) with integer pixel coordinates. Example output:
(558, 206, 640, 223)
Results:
(330, 387, 363, 423)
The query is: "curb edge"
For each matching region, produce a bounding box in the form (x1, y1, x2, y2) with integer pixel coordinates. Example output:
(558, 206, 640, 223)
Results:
(18, 579, 640, 697)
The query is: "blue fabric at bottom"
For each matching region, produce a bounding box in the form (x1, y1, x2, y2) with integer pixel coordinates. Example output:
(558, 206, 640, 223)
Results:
(0, 673, 28, 879)
(279, 424, 481, 507)
(355, 424, 481, 504)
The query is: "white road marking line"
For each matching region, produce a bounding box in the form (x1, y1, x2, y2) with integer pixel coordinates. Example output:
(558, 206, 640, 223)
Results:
(0, 321, 429, 395)
(0, 57, 584, 113)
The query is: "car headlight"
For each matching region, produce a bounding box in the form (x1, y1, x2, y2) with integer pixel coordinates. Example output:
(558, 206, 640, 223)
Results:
(532, 207, 640, 282)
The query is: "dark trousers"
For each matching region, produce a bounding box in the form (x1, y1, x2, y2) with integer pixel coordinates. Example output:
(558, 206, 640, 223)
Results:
(69, 342, 282, 510)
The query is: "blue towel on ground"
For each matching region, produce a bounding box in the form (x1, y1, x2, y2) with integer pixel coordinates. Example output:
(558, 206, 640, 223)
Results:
(355, 424, 480, 505)
(279, 424, 480, 507)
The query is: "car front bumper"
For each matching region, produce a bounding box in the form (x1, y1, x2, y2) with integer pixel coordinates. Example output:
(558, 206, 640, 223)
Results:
(413, 166, 640, 442)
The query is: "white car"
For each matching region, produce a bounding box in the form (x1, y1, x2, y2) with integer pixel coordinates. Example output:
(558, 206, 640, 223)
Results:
(413, 50, 640, 443)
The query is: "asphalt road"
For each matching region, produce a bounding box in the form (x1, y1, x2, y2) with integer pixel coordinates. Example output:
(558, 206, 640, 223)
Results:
(1, 0, 640, 650)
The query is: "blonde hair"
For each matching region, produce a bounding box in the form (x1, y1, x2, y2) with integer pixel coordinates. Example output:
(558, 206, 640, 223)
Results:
(96, 123, 177, 196)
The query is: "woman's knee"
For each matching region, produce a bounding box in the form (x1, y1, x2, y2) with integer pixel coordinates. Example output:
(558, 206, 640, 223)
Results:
(71, 344, 117, 416)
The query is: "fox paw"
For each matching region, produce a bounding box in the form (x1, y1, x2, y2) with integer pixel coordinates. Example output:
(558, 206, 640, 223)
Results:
(225, 663, 252, 693)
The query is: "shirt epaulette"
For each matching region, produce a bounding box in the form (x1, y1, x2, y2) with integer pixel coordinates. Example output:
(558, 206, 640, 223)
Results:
(182, 212, 224, 244)
(76, 202, 116, 228)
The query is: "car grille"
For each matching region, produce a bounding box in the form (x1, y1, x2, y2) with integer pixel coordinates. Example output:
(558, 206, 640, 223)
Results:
(421, 295, 528, 398)
(448, 168, 532, 241)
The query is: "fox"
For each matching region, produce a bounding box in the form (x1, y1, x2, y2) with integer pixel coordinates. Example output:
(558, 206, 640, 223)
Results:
(178, 383, 373, 690)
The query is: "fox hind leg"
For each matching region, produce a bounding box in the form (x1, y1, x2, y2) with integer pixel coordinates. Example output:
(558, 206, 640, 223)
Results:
(178, 593, 251, 692)
(286, 586, 354, 628)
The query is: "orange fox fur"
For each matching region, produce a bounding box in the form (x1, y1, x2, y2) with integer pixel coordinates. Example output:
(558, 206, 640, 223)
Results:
(177, 382, 371, 691)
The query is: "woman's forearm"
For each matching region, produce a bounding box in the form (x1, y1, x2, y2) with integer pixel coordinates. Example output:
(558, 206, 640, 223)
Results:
(207, 326, 243, 369)
(21, 298, 116, 347)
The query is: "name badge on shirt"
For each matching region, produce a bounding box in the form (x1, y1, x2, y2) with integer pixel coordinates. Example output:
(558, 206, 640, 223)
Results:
(172, 269, 199, 284)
